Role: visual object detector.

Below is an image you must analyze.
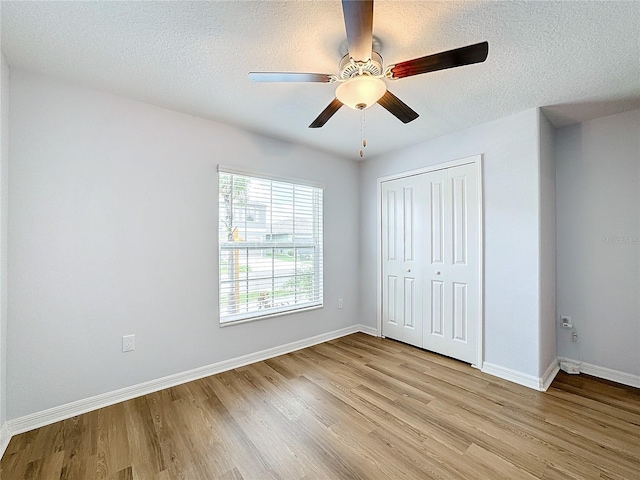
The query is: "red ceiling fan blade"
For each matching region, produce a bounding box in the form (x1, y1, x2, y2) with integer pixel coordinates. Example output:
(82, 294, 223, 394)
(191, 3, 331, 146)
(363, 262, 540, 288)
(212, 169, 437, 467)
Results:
(309, 99, 344, 128)
(341, 0, 374, 62)
(377, 91, 419, 123)
(248, 72, 334, 83)
(389, 41, 489, 79)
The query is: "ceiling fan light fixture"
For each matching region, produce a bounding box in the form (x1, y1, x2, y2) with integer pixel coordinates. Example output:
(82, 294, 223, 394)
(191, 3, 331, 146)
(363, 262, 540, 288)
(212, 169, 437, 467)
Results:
(335, 75, 386, 110)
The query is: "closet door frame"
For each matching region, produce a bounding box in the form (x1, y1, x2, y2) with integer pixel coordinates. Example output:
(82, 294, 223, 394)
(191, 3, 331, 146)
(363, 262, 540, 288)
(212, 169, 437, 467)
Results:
(376, 154, 485, 369)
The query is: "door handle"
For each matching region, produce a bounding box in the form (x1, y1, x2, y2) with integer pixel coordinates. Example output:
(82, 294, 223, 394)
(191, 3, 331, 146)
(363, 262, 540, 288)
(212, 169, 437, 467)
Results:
(406, 268, 411, 273)
(435, 271, 441, 275)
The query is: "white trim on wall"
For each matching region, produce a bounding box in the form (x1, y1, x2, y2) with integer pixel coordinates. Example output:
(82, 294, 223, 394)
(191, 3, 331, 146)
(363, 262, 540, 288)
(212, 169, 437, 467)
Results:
(541, 358, 561, 391)
(482, 358, 559, 392)
(0, 422, 9, 461)
(358, 325, 378, 336)
(375, 154, 485, 369)
(0, 324, 376, 460)
(476, 156, 485, 371)
(557, 357, 640, 389)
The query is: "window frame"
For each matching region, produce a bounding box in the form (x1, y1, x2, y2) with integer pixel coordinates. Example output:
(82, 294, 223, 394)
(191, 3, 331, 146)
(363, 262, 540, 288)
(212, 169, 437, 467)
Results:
(217, 165, 324, 326)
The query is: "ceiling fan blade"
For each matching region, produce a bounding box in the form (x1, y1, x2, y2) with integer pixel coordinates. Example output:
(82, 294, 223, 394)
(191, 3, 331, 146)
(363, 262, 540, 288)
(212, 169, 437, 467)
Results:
(248, 72, 334, 83)
(377, 91, 419, 124)
(309, 99, 344, 128)
(341, 0, 374, 62)
(389, 41, 489, 79)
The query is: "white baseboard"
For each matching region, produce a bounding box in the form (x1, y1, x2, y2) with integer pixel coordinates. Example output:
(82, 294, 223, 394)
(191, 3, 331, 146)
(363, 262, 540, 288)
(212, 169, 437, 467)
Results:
(557, 357, 640, 388)
(0, 422, 10, 461)
(3, 324, 373, 449)
(482, 361, 557, 392)
(541, 359, 560, 391)
(358, 324, 378, 336)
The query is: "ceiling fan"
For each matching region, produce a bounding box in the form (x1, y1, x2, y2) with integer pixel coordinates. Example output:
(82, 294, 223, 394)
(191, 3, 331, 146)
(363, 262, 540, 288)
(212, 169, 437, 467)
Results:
(249, 0, 488, 135)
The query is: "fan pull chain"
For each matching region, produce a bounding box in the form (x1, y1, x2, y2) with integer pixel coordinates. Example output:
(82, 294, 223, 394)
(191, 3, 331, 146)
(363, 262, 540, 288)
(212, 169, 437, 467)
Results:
(359, 108, 367, 158)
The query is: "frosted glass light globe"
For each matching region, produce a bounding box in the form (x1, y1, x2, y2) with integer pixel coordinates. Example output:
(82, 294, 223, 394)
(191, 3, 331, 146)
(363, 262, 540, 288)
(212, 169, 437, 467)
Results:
(335, 75, 387, 110)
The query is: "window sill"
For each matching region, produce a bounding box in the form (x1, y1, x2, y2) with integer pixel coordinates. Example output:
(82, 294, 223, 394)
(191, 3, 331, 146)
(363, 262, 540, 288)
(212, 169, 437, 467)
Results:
(219, 304, 323, 328)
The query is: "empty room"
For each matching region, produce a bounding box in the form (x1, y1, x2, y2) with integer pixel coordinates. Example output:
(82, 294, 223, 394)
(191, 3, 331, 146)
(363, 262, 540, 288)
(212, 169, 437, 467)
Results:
(0, 1, 639, 479)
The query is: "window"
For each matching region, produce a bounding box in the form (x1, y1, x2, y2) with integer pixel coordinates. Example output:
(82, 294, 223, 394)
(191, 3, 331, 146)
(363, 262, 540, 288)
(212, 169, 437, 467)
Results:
(218, 167, 323, 324)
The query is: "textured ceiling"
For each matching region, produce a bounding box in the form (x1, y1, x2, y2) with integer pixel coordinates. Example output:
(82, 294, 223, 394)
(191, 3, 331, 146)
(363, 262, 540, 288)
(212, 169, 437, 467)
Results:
(1, 1, 639, 160)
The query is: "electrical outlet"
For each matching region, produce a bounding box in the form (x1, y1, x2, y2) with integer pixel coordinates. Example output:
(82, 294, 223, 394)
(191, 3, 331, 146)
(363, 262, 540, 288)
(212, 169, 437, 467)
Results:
(560, 316, 572, 328)
(338, 298, 344, 309)
(122, 334, 135, 352)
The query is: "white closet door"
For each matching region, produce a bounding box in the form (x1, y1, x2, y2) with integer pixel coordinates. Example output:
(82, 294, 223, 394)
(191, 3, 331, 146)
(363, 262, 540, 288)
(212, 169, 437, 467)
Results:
(422, 163, 479, 364)
(381, 175, 423, 348)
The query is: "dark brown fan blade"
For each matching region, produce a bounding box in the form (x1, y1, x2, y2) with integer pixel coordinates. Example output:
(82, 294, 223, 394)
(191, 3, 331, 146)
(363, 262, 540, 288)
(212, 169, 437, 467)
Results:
(377, 91, 419, 124)
(389, 41, 489, 79)
(248, 72, 334, 83)
(309, 99, 344, 128)
(341, 0, 374, 62)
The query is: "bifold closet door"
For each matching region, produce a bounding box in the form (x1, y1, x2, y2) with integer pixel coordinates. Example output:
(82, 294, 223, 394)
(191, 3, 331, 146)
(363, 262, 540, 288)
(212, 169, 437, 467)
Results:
(381, 175, 424, 348)
(422, 163, 479, 364)
(382, 163, 479, 365)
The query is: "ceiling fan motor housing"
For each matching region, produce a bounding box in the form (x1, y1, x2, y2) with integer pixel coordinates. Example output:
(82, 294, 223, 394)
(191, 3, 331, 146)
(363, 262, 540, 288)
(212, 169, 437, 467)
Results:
(339, 51, 383, 79)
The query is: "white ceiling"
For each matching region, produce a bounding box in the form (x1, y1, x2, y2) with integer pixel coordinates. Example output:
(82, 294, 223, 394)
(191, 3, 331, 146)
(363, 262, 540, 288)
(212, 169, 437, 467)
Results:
(1, 1, 639, 161)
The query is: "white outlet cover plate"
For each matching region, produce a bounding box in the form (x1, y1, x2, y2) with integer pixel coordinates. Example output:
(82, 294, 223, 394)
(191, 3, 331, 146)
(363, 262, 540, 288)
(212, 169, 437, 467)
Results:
(122, 334, 135, 352)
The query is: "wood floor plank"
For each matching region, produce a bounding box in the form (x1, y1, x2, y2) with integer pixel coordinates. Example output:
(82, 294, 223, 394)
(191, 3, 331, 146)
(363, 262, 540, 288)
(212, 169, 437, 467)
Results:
(497, 404, 638, 479)
(2, 333, 639, 479)
(463, 443, 539, 480)
(208, 371, 309, 479)
(203, 388, 282, 480)
(123, 396, 166, 477)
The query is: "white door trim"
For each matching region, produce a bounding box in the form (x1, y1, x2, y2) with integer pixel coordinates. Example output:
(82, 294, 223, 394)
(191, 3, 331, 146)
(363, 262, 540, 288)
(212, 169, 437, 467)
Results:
(376, 154, 485, 369)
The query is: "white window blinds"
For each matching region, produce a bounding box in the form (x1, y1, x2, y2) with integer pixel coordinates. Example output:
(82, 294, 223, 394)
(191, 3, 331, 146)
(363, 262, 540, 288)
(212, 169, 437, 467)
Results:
(218, 168, 323, 324)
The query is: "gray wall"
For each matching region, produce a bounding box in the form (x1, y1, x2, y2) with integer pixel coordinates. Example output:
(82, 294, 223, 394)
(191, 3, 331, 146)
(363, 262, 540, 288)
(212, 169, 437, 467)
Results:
(556, 108, 640, 376)
(7, 69, 361, 419)
(359, 108, 549, 378)
(7, 65, 637, 423)
(0, 54, 9, 428)
(539, 112, 557, 374)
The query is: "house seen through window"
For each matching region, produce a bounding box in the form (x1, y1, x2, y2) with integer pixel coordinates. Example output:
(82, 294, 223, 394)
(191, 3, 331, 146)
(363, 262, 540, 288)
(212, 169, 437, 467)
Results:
(218, 168, 323, 324)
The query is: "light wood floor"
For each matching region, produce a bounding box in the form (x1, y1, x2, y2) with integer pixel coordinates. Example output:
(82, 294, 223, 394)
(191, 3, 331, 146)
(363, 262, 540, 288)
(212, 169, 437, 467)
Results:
(2, 333, 639, 479)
